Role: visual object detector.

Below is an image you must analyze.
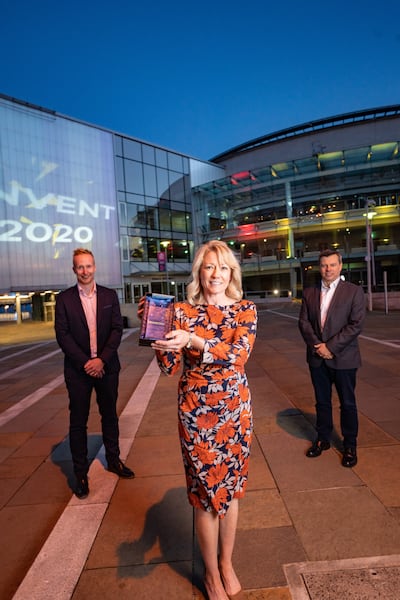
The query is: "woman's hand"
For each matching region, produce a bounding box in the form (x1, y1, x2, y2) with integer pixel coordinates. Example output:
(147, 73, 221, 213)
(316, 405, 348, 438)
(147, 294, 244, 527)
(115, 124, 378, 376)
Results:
(137, 296, 146, 320)
(151, 330, 190, 352)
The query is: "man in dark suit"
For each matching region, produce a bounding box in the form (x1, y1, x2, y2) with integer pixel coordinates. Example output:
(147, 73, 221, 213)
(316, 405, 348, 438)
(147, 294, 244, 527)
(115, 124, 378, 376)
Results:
(298, 249, 366, 467)
(55, 248, 134, 499)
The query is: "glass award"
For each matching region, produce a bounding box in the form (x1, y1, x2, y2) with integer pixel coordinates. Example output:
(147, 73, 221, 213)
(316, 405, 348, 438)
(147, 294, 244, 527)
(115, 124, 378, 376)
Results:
(139, 293, 175, 346)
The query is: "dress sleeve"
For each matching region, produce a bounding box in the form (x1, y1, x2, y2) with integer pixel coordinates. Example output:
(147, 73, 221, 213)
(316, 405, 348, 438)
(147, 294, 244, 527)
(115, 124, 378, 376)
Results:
(156, 348, 182, 376)
(203, 302, 257, 367)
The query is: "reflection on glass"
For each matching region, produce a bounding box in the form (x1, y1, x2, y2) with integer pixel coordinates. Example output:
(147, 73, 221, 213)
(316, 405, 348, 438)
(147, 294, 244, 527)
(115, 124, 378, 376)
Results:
(156, 167, 169, 199)
(115, 157, 125, 190)
(119, 202, 127, 226)
(125, 160, 144, 194)
(123, 139, 141, 161)
(142, 144, 155, 165)
(159, 207, 171, 231)
(143, 163, 157, 197)
(129, 236, 144, 260)
(146, 206, 158, 229)
(171, 210, 188, 232)
(156, 148, 167, 168)
(168, 152, 183, 172)
(147, 238, 158, 259)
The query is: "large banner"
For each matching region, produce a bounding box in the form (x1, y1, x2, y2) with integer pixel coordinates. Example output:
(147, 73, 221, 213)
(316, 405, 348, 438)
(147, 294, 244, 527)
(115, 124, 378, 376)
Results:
(0, 98, 121, 291)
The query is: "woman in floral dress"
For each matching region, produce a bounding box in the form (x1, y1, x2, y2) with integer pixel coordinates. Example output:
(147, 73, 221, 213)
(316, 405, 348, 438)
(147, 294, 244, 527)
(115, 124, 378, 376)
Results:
(150, 240, 257, 600)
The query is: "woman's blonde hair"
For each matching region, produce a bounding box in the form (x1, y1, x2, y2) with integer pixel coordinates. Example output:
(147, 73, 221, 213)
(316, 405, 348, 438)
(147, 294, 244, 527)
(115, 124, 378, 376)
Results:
(186, 240, 243, 305)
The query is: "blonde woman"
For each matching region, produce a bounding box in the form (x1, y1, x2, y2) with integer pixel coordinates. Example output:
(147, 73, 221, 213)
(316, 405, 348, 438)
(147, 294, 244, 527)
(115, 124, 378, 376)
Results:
(142, 240, 257, 599)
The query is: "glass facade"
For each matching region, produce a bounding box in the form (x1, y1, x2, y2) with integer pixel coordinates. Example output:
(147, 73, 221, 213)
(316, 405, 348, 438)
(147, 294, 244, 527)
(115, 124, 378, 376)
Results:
(114, 135, 223, 302)
(193, 142, 400, 296)
(0, 94, 224, 319)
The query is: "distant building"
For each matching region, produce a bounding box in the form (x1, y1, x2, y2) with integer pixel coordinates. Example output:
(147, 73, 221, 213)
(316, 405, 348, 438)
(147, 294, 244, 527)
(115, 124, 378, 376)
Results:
(193, 106, 400, 298)
(1, 94, 399, 320)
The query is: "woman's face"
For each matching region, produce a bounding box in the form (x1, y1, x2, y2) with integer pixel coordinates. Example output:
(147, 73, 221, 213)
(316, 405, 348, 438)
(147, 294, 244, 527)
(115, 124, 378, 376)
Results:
(200, 251, 231, 298)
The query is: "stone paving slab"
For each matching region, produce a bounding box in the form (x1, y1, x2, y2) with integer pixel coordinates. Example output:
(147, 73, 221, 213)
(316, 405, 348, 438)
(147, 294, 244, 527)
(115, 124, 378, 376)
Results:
(235, 526, 308, 590)
(13, 503, 109, 600)
(73, 562, 197, 600)
(353, 445, 400, 506)
(257, 432, 359, 492)
(282, 486, 400, 562)
(86, 476, 192, 569)
(284, 555, 400, 600)
(246, 436, 277, 490)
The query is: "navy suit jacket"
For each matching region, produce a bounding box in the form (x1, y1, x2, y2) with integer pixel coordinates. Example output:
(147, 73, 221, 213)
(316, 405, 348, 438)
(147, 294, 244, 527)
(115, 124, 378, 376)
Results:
(55, 284, 123, 374)
(298, 280, 366, 369)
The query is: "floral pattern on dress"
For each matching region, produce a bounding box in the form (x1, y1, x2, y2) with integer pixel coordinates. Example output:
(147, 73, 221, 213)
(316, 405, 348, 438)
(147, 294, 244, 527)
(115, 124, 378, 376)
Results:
(156, 299, 257, 517)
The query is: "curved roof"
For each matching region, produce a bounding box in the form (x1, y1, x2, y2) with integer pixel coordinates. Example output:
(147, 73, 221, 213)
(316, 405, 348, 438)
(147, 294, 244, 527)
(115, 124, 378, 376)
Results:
(194, 140, 400, 195)
(211, 105, 400, 162)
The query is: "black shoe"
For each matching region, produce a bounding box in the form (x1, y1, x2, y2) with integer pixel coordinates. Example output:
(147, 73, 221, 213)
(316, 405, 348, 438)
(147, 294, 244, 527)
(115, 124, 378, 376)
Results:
(342, 447, 357, 468)
(108, 459, 135, 479)
(75, 475, 89, 499)
(306, 439, 331, 458)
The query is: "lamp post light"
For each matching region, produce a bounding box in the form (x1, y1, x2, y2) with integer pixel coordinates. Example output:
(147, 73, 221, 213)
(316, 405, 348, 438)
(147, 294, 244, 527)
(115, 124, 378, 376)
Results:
(160, 240, 170, 295)
(364, 200, 377, 312)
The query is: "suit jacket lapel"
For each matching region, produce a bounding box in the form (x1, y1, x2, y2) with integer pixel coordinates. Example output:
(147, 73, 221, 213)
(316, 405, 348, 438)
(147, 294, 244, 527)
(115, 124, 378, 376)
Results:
(310, 287, 323, 332)
(96, 285, 104, 332)
(72, 285, 89, 329)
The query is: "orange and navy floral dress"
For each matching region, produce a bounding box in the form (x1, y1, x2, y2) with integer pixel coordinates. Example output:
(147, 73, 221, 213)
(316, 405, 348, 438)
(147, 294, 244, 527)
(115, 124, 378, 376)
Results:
(156, 299, 257, 518)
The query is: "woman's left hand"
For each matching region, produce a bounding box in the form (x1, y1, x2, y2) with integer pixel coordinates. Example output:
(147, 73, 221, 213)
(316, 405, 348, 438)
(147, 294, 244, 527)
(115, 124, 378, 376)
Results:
(151, 330, 190, 352)
(137, 296, 146, 320)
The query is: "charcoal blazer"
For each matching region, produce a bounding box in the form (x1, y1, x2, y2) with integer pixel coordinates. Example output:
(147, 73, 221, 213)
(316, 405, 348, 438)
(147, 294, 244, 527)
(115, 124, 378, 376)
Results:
(55, 284, 123, 374)
(298, 280, 366, 369)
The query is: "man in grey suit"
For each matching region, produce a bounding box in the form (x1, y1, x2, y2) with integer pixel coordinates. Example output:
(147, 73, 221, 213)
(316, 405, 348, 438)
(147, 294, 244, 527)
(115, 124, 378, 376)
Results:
(298, 249, 366, 467)
(55, 248, 134, 499)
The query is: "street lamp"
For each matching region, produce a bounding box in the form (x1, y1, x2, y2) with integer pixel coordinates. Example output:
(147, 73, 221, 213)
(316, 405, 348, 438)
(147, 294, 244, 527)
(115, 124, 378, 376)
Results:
(364, 200, 377, 312)
(160, 240, 170, 294)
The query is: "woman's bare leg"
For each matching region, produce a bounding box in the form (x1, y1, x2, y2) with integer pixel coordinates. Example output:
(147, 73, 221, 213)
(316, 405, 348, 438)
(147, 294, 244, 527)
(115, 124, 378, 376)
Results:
(218, 499, 242, 596)
(195, 507, 229, 600)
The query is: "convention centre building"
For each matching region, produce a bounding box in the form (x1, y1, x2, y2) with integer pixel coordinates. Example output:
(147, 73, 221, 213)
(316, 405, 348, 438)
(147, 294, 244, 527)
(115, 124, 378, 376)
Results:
(1, 93, 399, 321)
(197, 106, 400, 304)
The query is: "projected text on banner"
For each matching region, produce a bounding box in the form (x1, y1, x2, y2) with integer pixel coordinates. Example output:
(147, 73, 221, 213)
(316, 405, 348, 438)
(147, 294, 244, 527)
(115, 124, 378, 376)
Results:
(0, 99, 121, 291)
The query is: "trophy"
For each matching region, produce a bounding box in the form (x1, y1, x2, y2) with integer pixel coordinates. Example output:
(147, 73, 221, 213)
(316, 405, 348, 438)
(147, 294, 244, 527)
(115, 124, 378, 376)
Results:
(139, 293, 175, 346)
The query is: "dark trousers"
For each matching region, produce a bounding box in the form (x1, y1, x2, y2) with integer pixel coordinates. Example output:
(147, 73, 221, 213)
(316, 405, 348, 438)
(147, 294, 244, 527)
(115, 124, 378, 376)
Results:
(65, 369, 120, 476)
(309, 362, 358, 448)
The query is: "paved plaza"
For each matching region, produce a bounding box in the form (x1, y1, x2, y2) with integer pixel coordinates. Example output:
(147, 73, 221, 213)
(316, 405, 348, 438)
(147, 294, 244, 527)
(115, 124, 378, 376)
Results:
(0, 302, 399, 599)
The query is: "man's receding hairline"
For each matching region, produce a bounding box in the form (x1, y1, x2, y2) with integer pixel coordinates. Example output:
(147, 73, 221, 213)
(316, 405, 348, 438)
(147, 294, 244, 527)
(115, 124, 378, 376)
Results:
(319, 249, 342, 265)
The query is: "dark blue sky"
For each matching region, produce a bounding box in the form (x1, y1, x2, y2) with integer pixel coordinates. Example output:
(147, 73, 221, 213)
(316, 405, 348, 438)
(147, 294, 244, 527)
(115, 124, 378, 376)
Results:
(2, 0, 400, 160)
